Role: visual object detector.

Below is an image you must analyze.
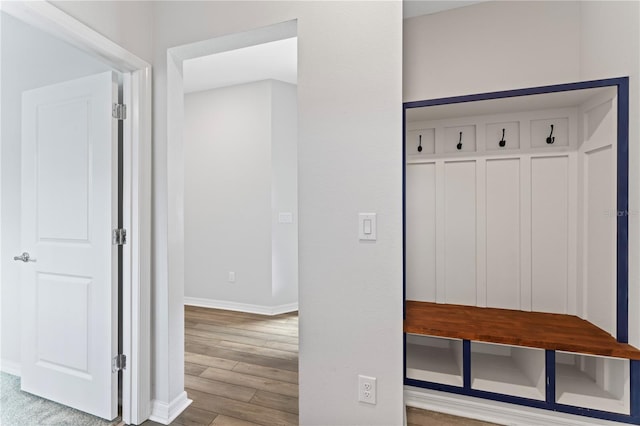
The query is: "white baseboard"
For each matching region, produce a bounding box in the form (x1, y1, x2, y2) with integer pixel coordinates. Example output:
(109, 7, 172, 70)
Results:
(0, 359, 21, 377)
(184, 297, 298, 316)
(404, 387, 622, 426)
(149, 392, 192, 425)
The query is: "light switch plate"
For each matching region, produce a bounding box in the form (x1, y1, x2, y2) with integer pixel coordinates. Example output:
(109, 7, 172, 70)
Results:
(278, 212, 293, 224)
(358, 213, 376, 241)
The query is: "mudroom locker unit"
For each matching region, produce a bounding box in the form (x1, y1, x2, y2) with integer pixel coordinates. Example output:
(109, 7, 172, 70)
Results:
(402, 77, 640, 423)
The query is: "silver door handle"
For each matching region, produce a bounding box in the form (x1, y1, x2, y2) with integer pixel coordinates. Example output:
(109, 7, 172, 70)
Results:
(13, 252, 36, 262)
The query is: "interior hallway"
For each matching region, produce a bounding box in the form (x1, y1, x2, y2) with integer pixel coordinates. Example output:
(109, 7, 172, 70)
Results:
(144, 306, 494, 426)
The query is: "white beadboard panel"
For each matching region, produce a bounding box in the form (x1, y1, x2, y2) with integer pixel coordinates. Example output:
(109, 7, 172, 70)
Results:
(444, 160, 477, 305)
(520, 156, 533, 310)
(584, 98, 614, 151)
(584, 145, 616, 336)
(406, 163, 437, 302)
(531, 156, 569, 314)
(567, 153, 579, 316)
(476, 160, 487, 307)
(435, 162, 446, 303)
(485, 158, 521, 309)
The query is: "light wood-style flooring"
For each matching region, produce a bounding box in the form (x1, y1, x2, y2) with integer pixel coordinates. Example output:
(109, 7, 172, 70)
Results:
(174, 306, 299, 426)
(142, 306, 495, 426)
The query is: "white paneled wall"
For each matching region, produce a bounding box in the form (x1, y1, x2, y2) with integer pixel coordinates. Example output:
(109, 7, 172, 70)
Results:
(407, 153, 575, 311)
(486, 158, 520, 309)
(580, 91, 618, 336)
(406, 94, 618, 333)
(405, 164, 436, 301)
(443, 161, 477, 305)
(530, 155, 571, 314)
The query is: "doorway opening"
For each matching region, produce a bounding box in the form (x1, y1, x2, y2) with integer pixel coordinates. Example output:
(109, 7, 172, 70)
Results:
(182, 36, 298, 316)
(167, 20, 299, 424)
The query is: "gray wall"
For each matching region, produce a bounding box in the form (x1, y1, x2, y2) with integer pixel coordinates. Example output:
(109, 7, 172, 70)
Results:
(154, 2, 404, 424)
(184, 80, 298, 311)
(271, 80, 298, 307)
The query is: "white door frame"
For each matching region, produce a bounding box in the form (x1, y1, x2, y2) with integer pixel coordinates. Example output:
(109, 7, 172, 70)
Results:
(161, 21, 297, 423)
(0, 2, 151, 424)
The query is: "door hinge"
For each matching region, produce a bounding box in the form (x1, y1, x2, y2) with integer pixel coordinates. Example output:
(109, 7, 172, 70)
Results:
(112, 354, 126, 372)
(112, 103, 127, 120)
(112, 228, 127, 245)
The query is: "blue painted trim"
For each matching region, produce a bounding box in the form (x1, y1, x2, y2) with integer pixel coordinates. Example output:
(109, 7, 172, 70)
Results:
(617, 76, 630, 343)
(402, 107, 407, 321)
(405, 377, 547, 407)
(631, 360, 640, 417)
(406, 377, 640, 424)
(404, 77, 630, 109)
(463, 340, 471, 389)
(403, 333, 407, 385)
(545, 350, 555, 404)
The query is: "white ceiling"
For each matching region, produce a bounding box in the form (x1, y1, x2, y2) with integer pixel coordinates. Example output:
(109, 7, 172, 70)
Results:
(183, 37, 297, 94)
(403, 1, 485, 19)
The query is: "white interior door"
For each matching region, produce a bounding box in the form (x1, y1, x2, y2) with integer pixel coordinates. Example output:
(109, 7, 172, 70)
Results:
(19, 71, 119, 420)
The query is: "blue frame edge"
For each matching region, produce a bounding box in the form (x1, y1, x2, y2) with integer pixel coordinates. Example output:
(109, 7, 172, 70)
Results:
(463, 340, 471, 389)
(632, 360, 640, 417)
(617, 76, 630, 343)
(405, 377, 640, 424)
(402, 107, 407, 321)
(545, 350, 555, 404)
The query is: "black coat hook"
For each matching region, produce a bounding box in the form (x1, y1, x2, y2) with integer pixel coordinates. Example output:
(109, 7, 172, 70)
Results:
(417, 134, 423, 152)
(546, 124, 555, 144)
(499, 128, 506, 147)
(457, 131, 463, 150)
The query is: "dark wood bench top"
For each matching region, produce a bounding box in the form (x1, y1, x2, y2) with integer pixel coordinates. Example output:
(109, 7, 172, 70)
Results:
(405, 300, 640, 360)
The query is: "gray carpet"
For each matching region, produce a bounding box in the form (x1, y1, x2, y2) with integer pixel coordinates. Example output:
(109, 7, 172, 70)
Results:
(0, 372, 120, 426)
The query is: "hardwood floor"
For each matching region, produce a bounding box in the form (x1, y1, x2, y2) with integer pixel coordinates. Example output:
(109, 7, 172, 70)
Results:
(176, 306, 299, 426)
(141, 306, 496, 426)
(406, 407, 498, 426)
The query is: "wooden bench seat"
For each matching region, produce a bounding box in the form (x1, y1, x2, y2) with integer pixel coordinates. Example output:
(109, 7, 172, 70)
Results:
(405, 300, 640, 360)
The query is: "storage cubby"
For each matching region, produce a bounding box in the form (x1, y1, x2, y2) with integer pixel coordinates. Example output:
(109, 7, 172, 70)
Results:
(556, 352, 630, 415)
(471, 342, 545, 400)
(406, 334, 463, 386)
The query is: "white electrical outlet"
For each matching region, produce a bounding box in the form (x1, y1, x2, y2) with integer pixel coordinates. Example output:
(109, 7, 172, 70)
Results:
(358, 375, 376, 404)
(228, 271, 236, 283)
